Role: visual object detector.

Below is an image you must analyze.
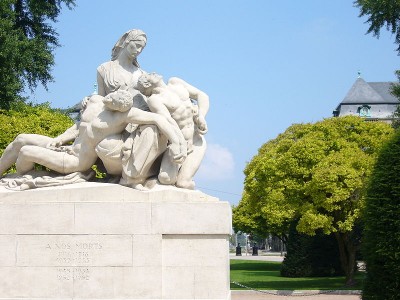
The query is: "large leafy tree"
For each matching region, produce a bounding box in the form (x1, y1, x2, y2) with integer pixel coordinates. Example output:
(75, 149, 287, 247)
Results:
(355, 0, 400, 126)
(354, 0, 400, 54)
(390, 70, 400, 128)
(0, 0, 75, 109)
(235, 116, 393, 285)
(362, 130, 400, 300)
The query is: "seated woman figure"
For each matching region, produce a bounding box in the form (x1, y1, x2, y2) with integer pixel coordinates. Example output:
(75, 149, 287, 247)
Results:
(95, 29, 171, 187)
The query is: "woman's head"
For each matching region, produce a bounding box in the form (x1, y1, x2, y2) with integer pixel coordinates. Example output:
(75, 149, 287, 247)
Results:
(111, 29, 147, 67)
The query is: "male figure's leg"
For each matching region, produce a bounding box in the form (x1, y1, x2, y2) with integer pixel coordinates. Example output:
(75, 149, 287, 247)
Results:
(176, 133, 206, 189)
(0, 134, 53, 176)
(158, 150, 179, 185)
(95, 133, 124, 175)
(16, 145, 81, 175)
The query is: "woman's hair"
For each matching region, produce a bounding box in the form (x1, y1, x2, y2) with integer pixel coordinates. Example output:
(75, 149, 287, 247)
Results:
(111, 29, 147, 67)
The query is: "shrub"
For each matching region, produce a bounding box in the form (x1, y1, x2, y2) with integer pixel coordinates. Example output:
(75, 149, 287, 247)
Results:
(362, 130, 400, 300)
(281, 220, 343, 277)
(0, 101, 74, 173)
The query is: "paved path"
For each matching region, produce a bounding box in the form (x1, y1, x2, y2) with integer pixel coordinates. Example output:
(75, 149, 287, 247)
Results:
(232, 291, 361, 300)
(230, 252, 361, 300)
(230, 252, 284, 262)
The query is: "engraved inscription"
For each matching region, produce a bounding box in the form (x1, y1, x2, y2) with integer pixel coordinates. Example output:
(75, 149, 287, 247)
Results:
(46, 242, 103, 266)
(74, 267, 90, 281)
(57, 268, 71, 281)
(56, 250, 90, 264)
(57, 267, 90, 281)
(17, 235, 132, 268)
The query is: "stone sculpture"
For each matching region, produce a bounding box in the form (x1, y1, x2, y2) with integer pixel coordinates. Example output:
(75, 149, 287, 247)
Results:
(1, 90, 185, 187)
(137, 72, 209, 189)
(0, 29, 209, 191)
(0, 29, 230, 300)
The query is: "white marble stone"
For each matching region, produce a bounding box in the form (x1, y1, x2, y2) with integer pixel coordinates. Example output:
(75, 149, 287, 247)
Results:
(0, 30, 211, 193)
(152, 202, 232, 234)
(0, 182, 219, 204)
(16, 235, 132, 267)
(137, 72, 209, 190)
(0, 183, 232, 300)
(0, 235, 16, 266)
(0, 202, 74, 234)
(0, 89, 186, 191)
(162, 266, 195, 299)
(74, 202, 152, 234)
(162, 234, 229, 267)
(132, 234, 162, 266)
(0, 267, 73, 298)
(195, 266, 231, 299)
(73, 266, 162, 299)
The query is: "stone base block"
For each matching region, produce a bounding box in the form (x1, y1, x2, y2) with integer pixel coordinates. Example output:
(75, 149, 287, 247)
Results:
(0, 183, 232, 300)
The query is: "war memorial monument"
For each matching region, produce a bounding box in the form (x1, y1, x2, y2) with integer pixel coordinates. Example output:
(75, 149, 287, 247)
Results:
(0, 29, 232, 300)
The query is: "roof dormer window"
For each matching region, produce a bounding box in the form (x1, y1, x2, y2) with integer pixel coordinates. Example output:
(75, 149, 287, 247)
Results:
(358, 105, 371, 117)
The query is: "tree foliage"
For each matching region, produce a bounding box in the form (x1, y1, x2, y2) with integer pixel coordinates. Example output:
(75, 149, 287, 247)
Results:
(390, 70, 400, 129)
(354, 0, 400, 54)
(354, 1, 400, 126)
(362, 130, 400, 300)
(234, 116, 393, 285)
(0, 0, 75, 109)
(281, 220, 343, 278)
(0, 101, 74, 171)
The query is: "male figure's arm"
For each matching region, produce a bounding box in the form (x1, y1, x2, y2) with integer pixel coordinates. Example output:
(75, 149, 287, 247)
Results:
(124, 108, 187, 163)
(48, 123, 79, 148)
(48, 93, 102, 148)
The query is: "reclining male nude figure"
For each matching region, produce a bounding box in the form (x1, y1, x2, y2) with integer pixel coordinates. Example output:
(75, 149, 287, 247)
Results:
(0, 90, 186, 185)
(0, 114, 81, 178)
(137, 72, 209, 189)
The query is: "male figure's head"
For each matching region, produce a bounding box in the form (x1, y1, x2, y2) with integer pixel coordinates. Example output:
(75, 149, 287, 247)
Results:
(137, 72, 164, 97)
(103, 89, 133, 112)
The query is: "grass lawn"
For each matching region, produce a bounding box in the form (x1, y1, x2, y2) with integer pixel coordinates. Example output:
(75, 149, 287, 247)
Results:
(230, 260, 365, 290)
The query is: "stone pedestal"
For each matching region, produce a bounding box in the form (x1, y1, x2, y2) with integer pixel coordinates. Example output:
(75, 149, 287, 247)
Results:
(0, 183, 232, 300)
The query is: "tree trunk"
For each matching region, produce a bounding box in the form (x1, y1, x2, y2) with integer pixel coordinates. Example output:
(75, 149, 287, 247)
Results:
(334, 232, 357, 286)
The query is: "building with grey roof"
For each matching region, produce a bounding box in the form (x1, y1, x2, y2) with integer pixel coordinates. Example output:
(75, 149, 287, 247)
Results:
(333, 77, 399, 122)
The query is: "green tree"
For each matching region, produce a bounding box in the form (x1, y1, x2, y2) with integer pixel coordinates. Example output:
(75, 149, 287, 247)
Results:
(281, 220, 343, 278)
(354, 0, 400, 54)
(236, 116, 393, 285)
(355, 0, 400, 127)
(390, 70, 400, 128)
(0, 0, 75, 109)
(233, 190, 289, 247)
(362, 130, 400, 300)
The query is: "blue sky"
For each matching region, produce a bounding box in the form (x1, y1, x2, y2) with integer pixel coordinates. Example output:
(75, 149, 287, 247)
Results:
(28, 1, 399, 204)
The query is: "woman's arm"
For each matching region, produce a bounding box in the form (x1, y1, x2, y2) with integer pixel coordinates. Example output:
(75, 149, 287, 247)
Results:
(96, 66, 106, 97)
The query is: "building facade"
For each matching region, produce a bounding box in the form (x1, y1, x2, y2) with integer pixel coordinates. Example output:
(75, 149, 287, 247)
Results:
(333, 77, 399, 122)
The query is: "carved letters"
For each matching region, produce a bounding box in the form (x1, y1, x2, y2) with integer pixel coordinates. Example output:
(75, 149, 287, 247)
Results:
(57, 267, 90, 281)
(45, 241, 103, 265)
(45, 240, 103, 281)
